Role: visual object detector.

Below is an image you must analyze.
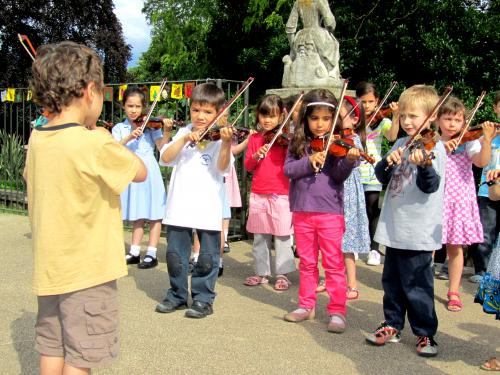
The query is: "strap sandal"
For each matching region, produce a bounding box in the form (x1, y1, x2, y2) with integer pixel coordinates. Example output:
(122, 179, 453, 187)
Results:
(243, 275, 269, 286)
(346, 287, 359, 300)
(274, 275, 292, 291)
(481, 357, 500, 371)
(316, 279, 326, 293)
(446, 291, 463, 312)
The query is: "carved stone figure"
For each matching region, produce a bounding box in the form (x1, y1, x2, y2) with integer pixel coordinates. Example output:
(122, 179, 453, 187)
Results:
(282, 0, 341, 88)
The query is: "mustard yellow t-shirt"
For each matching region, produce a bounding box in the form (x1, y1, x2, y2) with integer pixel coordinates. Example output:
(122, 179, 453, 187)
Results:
(25, 123, 141, 296)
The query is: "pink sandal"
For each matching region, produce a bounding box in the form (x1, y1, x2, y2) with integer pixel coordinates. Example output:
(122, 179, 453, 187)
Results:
(447, 291, 463, 312)
(274, 275, 291, 291)
(346, 287, 359, 300)
(316, 279, 326, 293)
(243, 275, 269, 286)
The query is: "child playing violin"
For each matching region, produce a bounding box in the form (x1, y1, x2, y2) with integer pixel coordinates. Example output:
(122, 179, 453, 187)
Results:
(436, 96, 495, 312)
(282, 89, 357, 332)
(155, 83, 234, 319)
(243, 94, 296, 291)
(112, 87, 172, 269)
(355, 82, 400, 266)
(366, 85, 445, 357)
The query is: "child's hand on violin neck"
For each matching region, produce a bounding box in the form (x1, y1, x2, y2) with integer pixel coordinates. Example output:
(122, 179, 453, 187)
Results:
(162, 118, 174, 131)
(185, 129, 202, 143)
(253, 144, 270, 160)
(219, 126, 234, 143)
(486, 169, 500, 182)
(309, 151, 327, 173)
(389, 102, 399, 117)
(346, 148, 361, 163)
(482, 121, 497, 142)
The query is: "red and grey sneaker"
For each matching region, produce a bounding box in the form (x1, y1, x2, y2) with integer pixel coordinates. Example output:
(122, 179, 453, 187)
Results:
(416, 336, 438, 357)
(366, 321, 401, 346)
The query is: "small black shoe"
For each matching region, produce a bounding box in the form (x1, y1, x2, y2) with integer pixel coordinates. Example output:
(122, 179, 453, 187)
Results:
(138, 255, 158, 269)
(185, 300, 213, 319)
(223, 242, 230, 253)
(155, 300, 188, 314)
(189, 259, 197, 274)
(126, 254, 140, 265)
(218, 265, 224, 277)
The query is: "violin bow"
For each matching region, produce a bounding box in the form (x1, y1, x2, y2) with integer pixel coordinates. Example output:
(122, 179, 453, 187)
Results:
(261, 92, 305, 159)
(138, 78, 168, 132)
(230, 105, 248, 128)
(451, 90, 487, 153)
(403, 86, 453, 152)
(18, 34, 37, 61)
(316, 79, 349, 172)
(189, 77, 254, 147)
(365, 81, 398, 129)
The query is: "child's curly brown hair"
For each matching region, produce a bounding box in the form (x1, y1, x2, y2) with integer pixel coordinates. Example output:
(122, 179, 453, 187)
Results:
(30, 41, 103, 114)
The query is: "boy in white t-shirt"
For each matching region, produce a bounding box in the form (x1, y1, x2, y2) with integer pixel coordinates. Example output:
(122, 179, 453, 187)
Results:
(155, 83, 234, 318)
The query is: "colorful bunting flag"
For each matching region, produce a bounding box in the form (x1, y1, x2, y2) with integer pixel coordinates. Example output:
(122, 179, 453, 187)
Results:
(15, 91, 23, 102)
(1, 90, 7, 102)
(118, 85, 128, 101)
(184, 82, 195, 98)
(171, 83, 183, 100)
(150, 85, 160, 102)
(27, 90, 32, 101)
(6, 88, 15, 102)
(103, 86, 113, 102)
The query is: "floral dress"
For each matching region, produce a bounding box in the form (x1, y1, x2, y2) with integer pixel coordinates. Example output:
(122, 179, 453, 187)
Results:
(342, 135, 370, 254)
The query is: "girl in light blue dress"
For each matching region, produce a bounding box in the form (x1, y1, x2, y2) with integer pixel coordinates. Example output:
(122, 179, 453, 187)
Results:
(112, 87, 171, 269)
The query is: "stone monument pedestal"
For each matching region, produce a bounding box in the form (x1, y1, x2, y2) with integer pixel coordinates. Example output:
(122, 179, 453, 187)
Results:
(266, 84, 355, 100)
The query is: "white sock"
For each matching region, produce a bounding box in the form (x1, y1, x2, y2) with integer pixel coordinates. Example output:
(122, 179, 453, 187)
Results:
(191, 253, 199, 262)
(219, 258, 223, 267)
(128, 245, 141, 257)
(224, 230, 228, 243)
(146, 246, 157, 259)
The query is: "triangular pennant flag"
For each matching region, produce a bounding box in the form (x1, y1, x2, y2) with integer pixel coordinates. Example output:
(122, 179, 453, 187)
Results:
(150, 85, 160, 102)
(118, 84, 128, 101)
(171, 83, 183, 100)
(27, 90, 32, 101)
(184, 82, 195, 98)
(1, 90, 7, 102)
(6, 88, 15, 102)
(103, 86, 113, 102)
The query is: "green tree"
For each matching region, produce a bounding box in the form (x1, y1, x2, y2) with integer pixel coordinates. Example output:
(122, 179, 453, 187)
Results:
(0, 0, 131, 87)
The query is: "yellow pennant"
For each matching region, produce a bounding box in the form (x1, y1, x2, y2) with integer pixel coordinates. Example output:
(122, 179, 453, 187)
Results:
(171, 83, 183, 100)
(150, 85, 160, 102)
(118, 84, 128, 101)
(6, 88, 15, 102)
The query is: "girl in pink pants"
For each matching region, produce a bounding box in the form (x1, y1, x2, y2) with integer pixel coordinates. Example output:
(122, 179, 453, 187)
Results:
(283, 89, 359, 333)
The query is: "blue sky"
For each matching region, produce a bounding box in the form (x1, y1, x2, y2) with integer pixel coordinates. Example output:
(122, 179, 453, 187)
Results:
(113, 0, 152, 68)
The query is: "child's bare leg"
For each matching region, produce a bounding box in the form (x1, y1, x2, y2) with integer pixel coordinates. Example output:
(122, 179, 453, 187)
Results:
(40, 355, 64, 375)
(63, 364, 89, 375)
(447, 244, 463, 300)
(343, 253, 357, 289)
(148, 220, 162, 248)
(131, 219, 145, 246)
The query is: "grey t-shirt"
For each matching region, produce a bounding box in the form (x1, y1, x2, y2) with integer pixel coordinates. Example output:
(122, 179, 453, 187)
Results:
(374, 137, 446, 251)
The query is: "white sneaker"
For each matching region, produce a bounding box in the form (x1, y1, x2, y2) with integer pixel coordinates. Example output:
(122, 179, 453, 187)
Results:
(367, 250, 381, 266)
(354, 253, 359, 261)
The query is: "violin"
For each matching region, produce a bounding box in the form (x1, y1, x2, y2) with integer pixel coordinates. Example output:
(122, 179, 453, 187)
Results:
(368, 107, 393, 126)
(262, 127, 290, 147)
(366, 81, 398, 129)
(451, 123, 500, 147)
(197, 126, 251, 143)
(133, 115, 185, 130)
(408, 127, 439, 166)
(309, 134, 375, 164)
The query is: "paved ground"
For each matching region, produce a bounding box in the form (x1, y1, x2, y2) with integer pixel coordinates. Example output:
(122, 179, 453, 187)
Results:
(0, 213, 498, 374)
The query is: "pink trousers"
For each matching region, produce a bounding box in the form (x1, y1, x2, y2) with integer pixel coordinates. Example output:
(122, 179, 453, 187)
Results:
(292, 212, 346, 316)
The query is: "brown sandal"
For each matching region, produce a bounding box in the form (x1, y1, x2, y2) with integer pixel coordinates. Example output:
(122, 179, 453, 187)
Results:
(481, 357, 500, 371)
(274, 275, 291, 291)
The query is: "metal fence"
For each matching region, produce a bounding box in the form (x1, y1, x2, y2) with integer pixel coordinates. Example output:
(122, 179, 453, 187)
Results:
(0, 78, 251, 240)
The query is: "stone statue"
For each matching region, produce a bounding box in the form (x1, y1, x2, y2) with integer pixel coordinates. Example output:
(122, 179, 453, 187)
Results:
(282, 0, 341, 88)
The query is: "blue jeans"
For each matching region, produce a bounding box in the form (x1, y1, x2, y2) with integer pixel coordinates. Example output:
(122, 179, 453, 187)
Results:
(164, 226, 220, 305)
(472, 197, 500, 274)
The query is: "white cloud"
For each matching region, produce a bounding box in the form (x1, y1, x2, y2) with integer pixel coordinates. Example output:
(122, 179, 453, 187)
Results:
(113, 0, 152, 67)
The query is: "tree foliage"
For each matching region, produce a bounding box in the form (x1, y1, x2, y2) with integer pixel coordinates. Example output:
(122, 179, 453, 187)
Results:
(139, 0, 499, 114)
(0, 0, 131, 87)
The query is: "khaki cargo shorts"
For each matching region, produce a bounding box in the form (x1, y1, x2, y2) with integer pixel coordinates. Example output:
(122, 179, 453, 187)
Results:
(35, 280, 119, 368)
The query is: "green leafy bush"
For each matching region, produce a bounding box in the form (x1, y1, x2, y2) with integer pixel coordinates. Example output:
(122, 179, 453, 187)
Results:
(0, 130, 25, 191)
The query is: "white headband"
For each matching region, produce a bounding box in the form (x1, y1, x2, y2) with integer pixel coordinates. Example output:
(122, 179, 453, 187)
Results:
(306, 101, 336, 109)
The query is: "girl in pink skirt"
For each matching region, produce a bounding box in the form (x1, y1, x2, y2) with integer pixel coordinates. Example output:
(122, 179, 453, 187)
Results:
(244, 94, 296, 291)
(437, 97, 496, 311)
